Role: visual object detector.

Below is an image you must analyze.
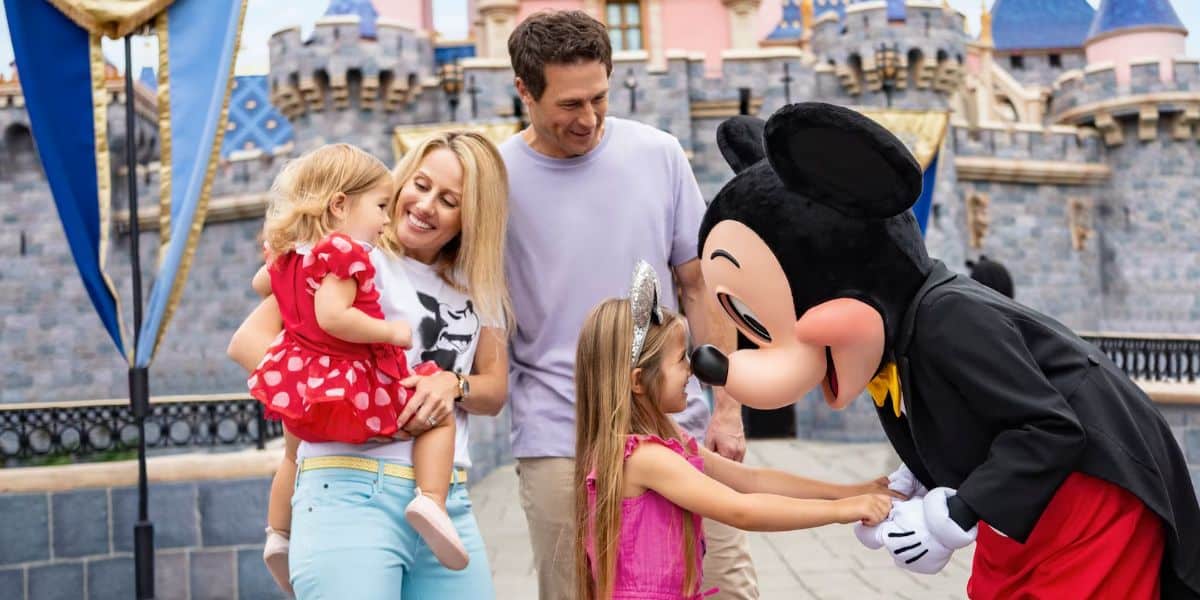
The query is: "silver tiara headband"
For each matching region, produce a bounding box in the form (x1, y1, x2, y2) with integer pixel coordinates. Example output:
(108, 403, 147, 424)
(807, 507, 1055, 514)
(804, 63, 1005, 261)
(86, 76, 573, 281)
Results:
(629, 261, 664, 366)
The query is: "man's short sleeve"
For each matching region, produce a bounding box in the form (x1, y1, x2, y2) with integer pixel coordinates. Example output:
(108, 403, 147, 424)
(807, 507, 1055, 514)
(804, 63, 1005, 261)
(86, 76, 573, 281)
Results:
(669, 139, 706, 267)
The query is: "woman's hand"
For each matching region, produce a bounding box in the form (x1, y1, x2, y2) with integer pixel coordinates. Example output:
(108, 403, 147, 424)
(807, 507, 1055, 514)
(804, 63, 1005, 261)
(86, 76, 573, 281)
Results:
(394, 370, 460, 437)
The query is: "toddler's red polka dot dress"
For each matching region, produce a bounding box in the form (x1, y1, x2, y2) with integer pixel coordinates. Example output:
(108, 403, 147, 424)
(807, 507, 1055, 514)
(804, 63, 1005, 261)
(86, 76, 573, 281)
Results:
(248, 232, 424, 444)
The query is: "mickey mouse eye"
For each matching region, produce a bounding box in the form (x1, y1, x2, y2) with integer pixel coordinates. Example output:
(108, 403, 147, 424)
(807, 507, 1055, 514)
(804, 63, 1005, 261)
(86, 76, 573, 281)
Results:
(718, 292, 772, 343)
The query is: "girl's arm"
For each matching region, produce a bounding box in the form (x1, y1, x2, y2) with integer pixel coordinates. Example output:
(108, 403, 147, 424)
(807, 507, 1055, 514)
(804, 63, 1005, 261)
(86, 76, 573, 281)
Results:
(313, 275, 411, 346)
(227, 296, 283, 372)
(252, 265, 272, 298)
(626, 443, 892, 531)
(699, 446, 901, 500)
(459, 326, 508, 416)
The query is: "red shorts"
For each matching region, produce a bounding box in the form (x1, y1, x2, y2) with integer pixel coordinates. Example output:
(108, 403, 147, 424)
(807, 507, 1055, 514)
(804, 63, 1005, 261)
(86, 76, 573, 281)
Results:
(968, 472, 1163, 599)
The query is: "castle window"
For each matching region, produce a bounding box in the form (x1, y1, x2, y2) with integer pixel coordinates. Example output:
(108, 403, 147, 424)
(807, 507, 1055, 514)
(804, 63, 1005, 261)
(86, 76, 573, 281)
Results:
(1049, 54, 1062, 68)
(606, 1, 643, 51)
(1009, 55, 1025, 70)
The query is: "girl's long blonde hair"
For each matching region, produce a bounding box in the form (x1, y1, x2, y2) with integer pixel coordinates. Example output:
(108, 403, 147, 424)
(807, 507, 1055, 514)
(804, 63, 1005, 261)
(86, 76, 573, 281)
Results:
(262, 143, 392, 257)
(574, 299, 699, 600)
(381, 131, 513, 329)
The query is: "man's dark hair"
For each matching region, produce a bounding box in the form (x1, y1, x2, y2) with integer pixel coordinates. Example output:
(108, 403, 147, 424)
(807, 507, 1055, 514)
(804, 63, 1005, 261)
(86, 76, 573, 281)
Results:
(967, 255, 1015, 298)
(508, 10, 613, 100)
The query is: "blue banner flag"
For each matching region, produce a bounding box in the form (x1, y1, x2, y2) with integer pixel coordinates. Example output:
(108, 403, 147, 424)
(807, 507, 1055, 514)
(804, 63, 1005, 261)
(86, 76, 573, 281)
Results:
(137, 0, 244, 366)
(4, 0, 128, 355)
(4, 0, 245, 366)
(915, 152, 939, 235)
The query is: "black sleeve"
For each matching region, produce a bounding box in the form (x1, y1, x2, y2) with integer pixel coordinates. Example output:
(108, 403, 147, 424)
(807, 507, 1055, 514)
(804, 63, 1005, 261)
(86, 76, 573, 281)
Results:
(915, 293, 1086, 542)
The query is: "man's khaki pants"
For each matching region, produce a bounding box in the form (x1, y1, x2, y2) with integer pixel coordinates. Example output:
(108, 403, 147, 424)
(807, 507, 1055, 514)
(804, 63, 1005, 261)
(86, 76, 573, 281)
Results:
(516, 457, 759, 600)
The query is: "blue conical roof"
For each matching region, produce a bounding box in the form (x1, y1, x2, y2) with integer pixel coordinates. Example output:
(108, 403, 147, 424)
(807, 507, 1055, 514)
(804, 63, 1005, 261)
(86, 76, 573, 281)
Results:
(325, 0, 379, 39)
(991, 0, 1096, 51)
(1087, 0, 1186, 41)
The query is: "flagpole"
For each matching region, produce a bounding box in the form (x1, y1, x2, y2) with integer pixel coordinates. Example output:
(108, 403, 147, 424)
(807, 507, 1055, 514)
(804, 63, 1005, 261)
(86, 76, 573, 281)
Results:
(124, 33, 156, 600)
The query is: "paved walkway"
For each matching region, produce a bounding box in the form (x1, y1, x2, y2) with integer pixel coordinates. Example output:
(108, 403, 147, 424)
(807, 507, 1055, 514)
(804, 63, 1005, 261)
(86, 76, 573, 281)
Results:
(472, 439, 972, 599)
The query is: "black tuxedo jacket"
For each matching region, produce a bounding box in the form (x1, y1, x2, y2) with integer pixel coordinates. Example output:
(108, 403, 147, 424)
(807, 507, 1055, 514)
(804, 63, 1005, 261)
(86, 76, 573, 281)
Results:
(877, 262, 1200, 597)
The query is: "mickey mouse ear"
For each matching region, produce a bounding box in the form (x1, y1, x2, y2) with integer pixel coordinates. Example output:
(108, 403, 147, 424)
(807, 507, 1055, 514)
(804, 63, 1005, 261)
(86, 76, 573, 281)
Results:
(763, 103, 922, 219)
(717, 115, 767, 174)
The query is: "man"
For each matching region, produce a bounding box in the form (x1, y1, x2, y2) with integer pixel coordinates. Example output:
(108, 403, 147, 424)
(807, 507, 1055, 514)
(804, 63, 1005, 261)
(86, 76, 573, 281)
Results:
(499, 10, 758, 600)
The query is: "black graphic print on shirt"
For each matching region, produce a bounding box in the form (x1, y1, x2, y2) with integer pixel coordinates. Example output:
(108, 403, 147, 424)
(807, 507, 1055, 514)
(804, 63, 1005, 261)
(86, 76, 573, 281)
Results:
(416, 292, 480, 372)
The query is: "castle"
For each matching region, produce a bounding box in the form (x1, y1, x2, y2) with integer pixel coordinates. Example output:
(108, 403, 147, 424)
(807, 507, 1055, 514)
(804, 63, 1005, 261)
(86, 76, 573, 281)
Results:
(0, 0, 1197, 403)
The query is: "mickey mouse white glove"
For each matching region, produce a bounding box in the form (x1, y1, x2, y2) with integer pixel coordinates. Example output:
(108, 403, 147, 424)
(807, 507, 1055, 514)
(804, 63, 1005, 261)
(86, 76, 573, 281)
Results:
(884, 488, 977, 575)
(887, 463, 928, 499)
(852, 463, 927, 550)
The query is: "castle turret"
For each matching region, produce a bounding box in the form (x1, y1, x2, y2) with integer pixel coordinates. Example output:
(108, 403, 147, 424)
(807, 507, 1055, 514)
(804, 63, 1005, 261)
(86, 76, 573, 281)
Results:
(810, 1, 967, 110)
(1084, 0, 1188, 86)
(268, 0, 442, 162)
(1048, 0, 1198, 331)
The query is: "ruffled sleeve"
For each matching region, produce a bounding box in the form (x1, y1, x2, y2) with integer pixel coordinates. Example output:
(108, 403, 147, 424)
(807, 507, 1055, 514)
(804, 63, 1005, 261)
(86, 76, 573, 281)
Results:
(304, 233, 376, 288)
(623, 434, 691, 461)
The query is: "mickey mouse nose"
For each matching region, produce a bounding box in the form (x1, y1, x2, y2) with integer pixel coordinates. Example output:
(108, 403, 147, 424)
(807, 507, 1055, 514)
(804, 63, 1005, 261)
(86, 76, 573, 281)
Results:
(690, 345, 729, 386)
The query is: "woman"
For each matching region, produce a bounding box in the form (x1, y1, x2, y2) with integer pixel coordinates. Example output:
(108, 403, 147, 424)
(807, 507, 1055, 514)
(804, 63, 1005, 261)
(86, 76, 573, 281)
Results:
(228, 131, 512, 598)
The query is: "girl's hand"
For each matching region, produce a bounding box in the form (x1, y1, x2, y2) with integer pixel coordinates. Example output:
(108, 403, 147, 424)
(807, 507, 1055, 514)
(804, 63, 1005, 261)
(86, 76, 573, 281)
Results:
(394, 371, 459, 437)
(850, 476, 908, 500)
(834, 494, 893, 526)
(389, 320, 412, 347)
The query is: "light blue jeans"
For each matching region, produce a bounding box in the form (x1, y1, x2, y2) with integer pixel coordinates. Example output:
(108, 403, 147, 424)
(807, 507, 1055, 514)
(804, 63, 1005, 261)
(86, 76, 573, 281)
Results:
(289, 460, 494, 599)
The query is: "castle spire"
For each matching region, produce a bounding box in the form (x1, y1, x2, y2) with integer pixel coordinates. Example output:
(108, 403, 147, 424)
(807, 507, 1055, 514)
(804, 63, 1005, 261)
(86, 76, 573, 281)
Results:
(979, 0, 993, 47)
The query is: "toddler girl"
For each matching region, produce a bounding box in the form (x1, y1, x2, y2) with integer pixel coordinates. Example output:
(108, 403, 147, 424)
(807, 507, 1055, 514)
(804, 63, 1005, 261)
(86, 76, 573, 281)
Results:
(248, 144, 468, 585)
(574, 262, 896, 599)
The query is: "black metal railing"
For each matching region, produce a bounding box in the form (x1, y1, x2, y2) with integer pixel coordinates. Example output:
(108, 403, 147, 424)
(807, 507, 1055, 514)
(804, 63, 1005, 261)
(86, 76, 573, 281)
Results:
(0, 394, 283, 466)
(1081, 333, 1200, 383)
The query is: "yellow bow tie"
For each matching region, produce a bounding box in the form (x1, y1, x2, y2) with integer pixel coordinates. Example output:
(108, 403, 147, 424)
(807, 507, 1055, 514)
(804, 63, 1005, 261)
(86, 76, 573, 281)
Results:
(866, 362, 903, 418)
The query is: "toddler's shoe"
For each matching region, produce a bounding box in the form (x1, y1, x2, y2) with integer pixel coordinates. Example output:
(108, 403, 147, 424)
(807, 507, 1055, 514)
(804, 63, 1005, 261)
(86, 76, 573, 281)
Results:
(263, 527, 294, 596)
(405, 489, 469, 570)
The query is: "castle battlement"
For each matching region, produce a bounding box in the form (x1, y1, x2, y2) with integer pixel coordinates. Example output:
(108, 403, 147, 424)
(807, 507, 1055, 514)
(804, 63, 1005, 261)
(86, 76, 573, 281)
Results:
(952, 121, 1104, 166)
(807, 1, 966, 107)
(268, 16, 434, 118)
(1050, 57, 1200, 147)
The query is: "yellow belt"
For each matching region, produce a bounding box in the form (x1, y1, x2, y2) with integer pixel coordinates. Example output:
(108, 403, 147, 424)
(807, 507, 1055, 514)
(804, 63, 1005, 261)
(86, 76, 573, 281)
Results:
(300, 455, 468, 484)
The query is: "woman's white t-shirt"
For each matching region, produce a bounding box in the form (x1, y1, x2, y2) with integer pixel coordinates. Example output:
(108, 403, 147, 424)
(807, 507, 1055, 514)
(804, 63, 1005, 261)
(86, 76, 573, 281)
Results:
(297, 251, 486, 468)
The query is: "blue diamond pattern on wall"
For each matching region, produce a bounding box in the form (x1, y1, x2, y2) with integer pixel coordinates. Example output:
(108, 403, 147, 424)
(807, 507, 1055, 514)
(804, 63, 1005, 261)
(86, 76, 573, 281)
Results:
(220, 76, 294, 158)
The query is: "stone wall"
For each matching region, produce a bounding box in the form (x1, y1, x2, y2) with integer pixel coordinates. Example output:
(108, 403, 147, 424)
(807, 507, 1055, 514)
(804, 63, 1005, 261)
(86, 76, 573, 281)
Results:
(1099, 118, 1200, 332)
(950, 126, 1105, 330)
(997, 50, 1086, 89)
(0, 403, 513, 600)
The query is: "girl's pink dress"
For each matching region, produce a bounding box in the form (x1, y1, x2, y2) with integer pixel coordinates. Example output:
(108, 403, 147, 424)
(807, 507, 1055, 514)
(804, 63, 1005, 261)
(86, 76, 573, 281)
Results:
(585, 433, 718, 600)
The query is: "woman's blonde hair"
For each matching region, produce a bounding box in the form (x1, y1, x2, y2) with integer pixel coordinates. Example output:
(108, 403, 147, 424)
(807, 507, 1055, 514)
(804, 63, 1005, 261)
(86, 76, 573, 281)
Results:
(381, 131, 513, 329)
(574, 299, 699, 600)
(262, 143, 392, 257)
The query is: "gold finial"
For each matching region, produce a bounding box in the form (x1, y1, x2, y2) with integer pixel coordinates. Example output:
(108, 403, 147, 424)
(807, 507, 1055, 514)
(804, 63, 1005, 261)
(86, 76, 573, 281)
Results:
(979, 0, 994, 47)
(801, 0, 814, 36)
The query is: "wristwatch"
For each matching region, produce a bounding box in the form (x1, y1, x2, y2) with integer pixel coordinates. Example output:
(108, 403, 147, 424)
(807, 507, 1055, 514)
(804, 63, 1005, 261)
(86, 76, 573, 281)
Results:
(453, 371, 470, 402)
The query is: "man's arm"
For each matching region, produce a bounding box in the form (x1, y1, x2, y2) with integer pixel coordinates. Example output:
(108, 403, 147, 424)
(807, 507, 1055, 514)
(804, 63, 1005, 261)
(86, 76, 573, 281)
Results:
(674, 258, 746, 462)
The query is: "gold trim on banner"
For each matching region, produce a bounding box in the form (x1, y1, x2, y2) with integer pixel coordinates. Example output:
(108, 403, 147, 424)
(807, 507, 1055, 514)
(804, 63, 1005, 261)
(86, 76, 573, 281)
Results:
(48, 0, 174, 39)
(854, 108, 950, 170)
(392, 121, 521, 160)
(148, 0, 247, 360)
(154, 11, 172, 266)
(90, 33, 132, 362)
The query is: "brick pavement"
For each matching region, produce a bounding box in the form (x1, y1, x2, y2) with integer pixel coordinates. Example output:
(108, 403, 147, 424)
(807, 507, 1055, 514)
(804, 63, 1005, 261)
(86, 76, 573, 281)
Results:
(472, 439, 973, 599)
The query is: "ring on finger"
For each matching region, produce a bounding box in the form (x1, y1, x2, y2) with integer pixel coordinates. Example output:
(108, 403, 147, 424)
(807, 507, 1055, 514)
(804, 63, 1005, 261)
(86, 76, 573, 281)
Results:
(427, 415, 438, 427)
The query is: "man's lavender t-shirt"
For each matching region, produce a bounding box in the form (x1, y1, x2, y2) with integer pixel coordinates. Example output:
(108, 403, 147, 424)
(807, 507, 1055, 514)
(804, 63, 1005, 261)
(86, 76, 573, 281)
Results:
(501, 117, 710, 459)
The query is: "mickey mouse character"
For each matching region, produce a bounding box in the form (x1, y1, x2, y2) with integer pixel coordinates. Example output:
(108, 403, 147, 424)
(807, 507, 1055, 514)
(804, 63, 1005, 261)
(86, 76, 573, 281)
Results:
(689, 103, 1200, 598)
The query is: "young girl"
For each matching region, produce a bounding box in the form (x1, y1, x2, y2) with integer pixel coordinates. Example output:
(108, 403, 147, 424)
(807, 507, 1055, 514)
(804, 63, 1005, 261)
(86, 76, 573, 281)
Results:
(248, 144, 468, 579)
(574, 262, 896, 600)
